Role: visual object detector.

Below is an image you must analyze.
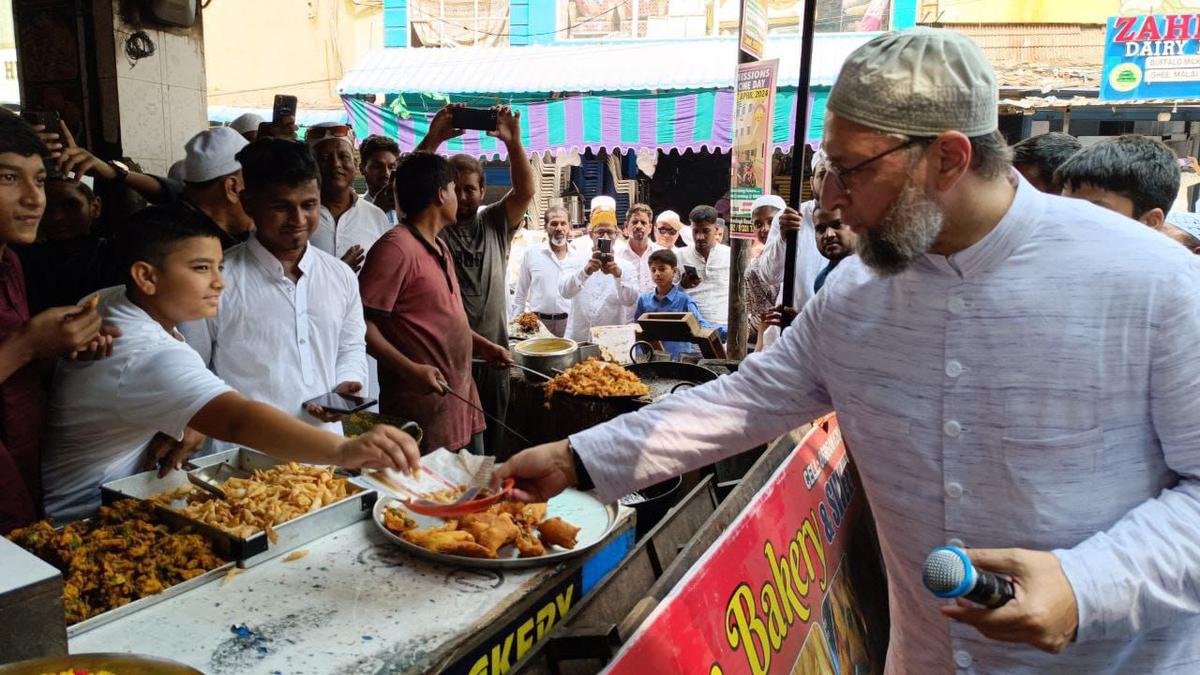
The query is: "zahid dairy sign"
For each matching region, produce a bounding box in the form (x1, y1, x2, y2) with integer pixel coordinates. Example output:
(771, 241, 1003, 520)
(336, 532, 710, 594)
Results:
(1102, 14, 1200, 100)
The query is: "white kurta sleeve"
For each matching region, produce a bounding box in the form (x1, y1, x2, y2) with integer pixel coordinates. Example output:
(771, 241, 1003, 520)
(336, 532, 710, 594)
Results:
(335, 273, 370, 388)
(614, 266, 639, 306)
(559, 264, 590, 299)
(568, 298, 834, 504)
(1054, 261, 1200, 642)
(511, 251, 534, 319)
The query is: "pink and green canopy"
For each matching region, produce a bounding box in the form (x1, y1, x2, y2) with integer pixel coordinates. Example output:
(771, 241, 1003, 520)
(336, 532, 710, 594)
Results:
(342, 88, 826, 159)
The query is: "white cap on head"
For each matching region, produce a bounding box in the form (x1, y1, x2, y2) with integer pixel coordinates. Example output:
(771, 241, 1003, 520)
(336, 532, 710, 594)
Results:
(183, 127, 248, 183)
(229, 112, 264, 135)
(655, 209, 681, 224)
(827, 27, 999, 137)
(306, 121, 355, 152)
(811, 148, 827, 172)
(167, 159, 187, 182)
(750, 195, 786, 213)
(590, 195, 616, 211)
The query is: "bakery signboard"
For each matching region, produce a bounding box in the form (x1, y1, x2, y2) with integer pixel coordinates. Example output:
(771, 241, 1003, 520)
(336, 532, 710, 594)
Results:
(1102, 14, 1200, 100)
(604, 415, 879, 675)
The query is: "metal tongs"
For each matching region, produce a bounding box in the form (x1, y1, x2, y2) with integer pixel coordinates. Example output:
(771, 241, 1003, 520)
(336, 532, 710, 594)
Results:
(401, 478, 516, 518)
(183, 462, 251, 500)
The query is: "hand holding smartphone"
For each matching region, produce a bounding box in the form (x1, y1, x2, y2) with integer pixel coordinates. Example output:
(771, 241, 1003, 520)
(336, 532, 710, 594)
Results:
(303, 391, 376, 416)
(451, 107, 498, 132)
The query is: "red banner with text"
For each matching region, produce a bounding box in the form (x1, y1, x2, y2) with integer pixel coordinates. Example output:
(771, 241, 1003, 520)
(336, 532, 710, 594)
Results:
(605, 415, 875, 674)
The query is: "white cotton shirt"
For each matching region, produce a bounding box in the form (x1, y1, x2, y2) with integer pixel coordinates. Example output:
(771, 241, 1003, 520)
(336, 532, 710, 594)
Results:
(510, 242, 576, 319)
(616, 239, 663, 323)
(178, 236, 368, 439)
(311, 196, 392, 262)
(41, 286, 234, 522)
(558, 255, 639, 343)
(570, 174, 1200, 673)
(757, 199, 827, 310)
(677, 243, 731, 328)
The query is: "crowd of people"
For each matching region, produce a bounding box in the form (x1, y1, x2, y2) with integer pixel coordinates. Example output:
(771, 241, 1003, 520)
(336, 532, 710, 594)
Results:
(5, 25, 1200, 670)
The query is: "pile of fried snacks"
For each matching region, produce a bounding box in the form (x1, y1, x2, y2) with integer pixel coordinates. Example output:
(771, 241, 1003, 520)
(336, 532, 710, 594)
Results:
(7, 499, 225, 623)
(154, 463, 354, 540)
(382, 501, 580, 559)
(543, 358, 649, 400)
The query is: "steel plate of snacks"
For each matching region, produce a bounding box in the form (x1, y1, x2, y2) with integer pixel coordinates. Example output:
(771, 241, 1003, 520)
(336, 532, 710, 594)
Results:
(372, 489, 616, 569)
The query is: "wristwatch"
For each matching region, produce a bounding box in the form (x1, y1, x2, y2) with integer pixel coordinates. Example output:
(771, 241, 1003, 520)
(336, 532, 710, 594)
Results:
(108, 160, 130, 184)
(568, 440, 595, 492)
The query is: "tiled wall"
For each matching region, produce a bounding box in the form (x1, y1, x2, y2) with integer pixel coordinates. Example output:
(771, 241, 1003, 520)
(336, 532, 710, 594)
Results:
(94, 0, 207, 175)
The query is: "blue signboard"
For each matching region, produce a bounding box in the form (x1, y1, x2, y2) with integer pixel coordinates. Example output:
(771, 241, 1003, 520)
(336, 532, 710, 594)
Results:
(1101, 14, 1200, 101)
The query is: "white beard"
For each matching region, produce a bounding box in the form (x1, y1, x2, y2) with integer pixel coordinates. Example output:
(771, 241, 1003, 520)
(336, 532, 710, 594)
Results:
(856, 182, 945, 276)
(551, 235, 567, 247)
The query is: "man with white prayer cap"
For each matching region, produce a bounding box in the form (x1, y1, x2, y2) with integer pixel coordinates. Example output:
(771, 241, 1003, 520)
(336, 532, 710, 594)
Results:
(1163, 210, 1200, 254)
(229, 112, 264, 142)
(498, 27, 1200, 674)
(756, 150, 830, 320)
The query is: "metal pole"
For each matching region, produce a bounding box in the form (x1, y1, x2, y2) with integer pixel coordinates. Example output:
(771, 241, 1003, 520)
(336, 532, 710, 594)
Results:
(781, 0, 818, 328)
(727, 47, 755, 360)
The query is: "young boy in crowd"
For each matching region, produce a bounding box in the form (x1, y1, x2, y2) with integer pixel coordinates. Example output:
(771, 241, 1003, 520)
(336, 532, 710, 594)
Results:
(1056, 133, 1180, 230)
(634, 248, 722, 358)
(40, 210, 419, 522)
(17, 174, 119, 314)
(0, 113, 105, 533)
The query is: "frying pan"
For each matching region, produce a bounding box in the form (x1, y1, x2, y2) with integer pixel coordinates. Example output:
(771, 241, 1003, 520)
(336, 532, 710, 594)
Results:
(626, 341, 719, 401)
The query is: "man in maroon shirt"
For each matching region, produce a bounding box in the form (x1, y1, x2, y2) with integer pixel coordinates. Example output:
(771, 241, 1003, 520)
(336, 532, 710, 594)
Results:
(0, 114, 105, 532)
(359, 152, 511, 453)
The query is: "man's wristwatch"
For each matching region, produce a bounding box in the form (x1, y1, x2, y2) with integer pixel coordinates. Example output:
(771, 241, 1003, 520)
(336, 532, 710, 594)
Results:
(108, 160, 130, 184)
(567, 441, 595, 492)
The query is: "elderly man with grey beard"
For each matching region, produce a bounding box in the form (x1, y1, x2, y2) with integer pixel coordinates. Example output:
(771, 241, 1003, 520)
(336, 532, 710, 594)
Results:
(497, 27, 1200, 674)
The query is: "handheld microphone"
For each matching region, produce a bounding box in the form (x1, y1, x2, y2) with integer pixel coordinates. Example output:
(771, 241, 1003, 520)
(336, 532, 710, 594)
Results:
(922, 546, 1015, 609)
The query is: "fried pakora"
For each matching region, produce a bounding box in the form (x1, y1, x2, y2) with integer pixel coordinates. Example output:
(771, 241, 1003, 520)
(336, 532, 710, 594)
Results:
(515, 312, 540, 334)
(382, 500, 579, 559)
(7, 499, 225, 624)
(543, 358, 649, 400)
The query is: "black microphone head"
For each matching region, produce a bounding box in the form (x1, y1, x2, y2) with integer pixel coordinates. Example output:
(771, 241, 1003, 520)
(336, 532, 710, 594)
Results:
(922, 546, 976, 599)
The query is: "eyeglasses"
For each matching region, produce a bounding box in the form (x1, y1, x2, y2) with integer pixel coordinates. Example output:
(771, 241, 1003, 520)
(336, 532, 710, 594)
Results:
(657, 226, 678, 235)
(825, 137, 932, 197)
(306, 124, 354, 142)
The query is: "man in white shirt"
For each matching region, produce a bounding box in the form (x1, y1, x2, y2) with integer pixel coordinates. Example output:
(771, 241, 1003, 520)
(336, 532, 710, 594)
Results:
(559, 202, 638, 343)
(757, 151, 829, 314)
(678, 205, 731, 330)
(499, 28, 1200, 673)
(511, 206, 576, 337)
(617, 203, 660, 293)
(41, 209, 418, 522)
(181, 139, 368, 444)
(307, 123, 392, 273)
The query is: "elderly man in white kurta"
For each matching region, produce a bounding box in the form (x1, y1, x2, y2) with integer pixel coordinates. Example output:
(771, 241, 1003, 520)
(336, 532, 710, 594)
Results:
(559, 198, 638, 343)
(500, 28, 1200, 674)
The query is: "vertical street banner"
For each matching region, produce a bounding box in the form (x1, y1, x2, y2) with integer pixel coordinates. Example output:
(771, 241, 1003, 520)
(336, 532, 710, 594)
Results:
(1102, 14, 1200, 101)
(729, 59, 779, 240)
(604, 415, 880, 674)
(739, 0, 768, 60)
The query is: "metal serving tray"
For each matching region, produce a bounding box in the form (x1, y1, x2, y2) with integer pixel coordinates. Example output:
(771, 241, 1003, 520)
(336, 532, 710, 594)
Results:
(100, 448, 376, 568)
(67, 560, 235, 638)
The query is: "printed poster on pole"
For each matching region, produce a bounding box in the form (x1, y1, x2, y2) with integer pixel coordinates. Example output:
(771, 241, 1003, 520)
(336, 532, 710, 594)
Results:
(729, 59, 779, 240)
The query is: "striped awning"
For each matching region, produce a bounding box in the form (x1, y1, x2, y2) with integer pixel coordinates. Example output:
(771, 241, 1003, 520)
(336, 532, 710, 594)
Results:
(342, 88, 826, 159)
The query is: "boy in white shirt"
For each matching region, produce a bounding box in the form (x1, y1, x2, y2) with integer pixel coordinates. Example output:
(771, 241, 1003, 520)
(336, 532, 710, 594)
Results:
(181, 139, 368, 442)
(40, 209, 418, 522)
